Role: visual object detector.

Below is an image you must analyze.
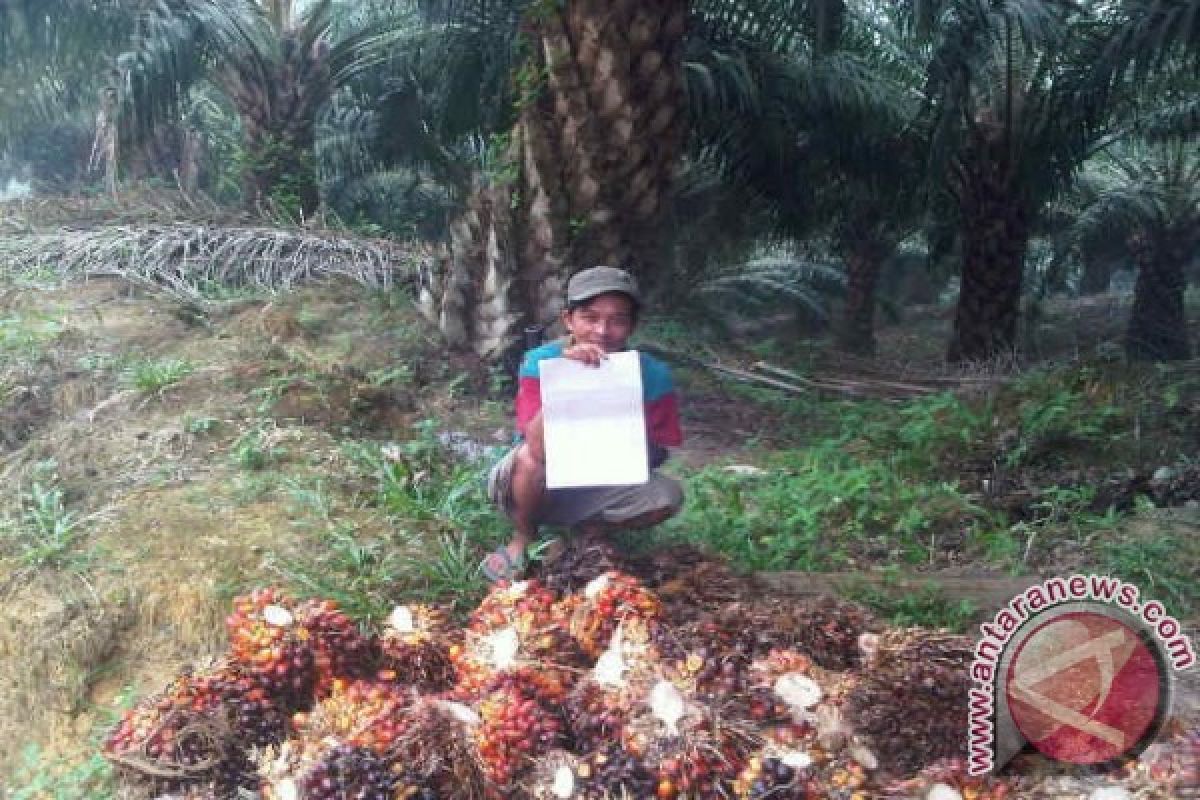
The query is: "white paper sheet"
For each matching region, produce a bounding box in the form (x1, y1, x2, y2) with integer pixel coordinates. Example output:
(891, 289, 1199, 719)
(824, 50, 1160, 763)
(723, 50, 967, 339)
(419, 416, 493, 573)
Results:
(540, 351, 648, 488)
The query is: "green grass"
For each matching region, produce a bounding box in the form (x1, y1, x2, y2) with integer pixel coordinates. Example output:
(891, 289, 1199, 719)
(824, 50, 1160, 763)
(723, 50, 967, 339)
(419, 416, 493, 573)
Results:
(665, 443, 995, 572)
(9, 745, 115, 800)
(230, 425, 284, 471)
(7, 686, 136, 800)
(1097, 523, 1198, 618)
(120, 357, 194, 394)
(0, 312, 63, 365)
(0, 461, 89, 569)
(840, 572, 978, 632)
(273, 426, 504, 620)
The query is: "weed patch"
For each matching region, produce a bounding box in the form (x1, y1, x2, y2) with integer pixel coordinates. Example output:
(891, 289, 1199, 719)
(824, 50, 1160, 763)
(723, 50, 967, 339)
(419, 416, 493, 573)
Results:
(9, 744, 116, 800)
(840, 572, 978, 631)
(667, 446, 995, 571)
(7, 686, 136, 800)
(998, 368, 1134, 468)
(0, 311, 63, 366)
(0, 460, 90, 570)
(1095, 520, 1198, 617)
(274, 425, 504, 620)
(120, 357, 193, 395)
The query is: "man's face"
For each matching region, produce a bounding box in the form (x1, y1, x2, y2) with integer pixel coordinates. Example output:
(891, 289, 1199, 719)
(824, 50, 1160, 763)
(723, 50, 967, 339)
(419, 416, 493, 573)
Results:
(562, 292, 636, 353)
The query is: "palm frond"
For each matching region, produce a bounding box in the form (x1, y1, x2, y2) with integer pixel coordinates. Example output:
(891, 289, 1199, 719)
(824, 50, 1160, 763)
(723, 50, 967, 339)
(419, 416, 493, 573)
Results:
(697, 253, 846, 320)
(1099, 0, 1200, 82)
(0, 224, 426, 306)
(118, 0, 276, 143)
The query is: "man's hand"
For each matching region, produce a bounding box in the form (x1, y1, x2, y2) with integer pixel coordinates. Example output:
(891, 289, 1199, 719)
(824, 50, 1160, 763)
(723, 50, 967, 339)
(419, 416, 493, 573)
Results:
(563, 341, 607, 367)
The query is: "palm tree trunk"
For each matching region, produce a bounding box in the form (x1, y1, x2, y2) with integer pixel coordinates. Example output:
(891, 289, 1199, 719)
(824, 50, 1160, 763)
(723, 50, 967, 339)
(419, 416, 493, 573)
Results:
(947, 126, 1029, 364)
(421, 0, 689, 360)
(947, 205, 1028, 363)
(225, 29, 326, 218)
(836, 231, 891, 355)
(1079, 253, 1113, 295)
(1126, 229, 1192, 361)
(241, 125, 319, 217)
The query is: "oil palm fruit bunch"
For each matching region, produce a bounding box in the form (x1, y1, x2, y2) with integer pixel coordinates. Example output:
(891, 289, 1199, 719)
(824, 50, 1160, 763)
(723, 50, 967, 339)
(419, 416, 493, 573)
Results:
(632, 550, 752, 637)
(1135, 725, 1199, 790)
(377, 603, 457, 691)
(527, 745, 658, 800)
(673, 643, 752, 706)
(226, 587, 316, 709)
(629, 545, 746, 603)
(474, 678, 565, 792)
(652, 607, 741, 662)
(389, 697, 488, 800)
(621, 679, 757, 799)
(468, 578, 559, 632)
(104, 660, 285, 793)
(451, 612, 582, 703)
(846, 629, 972, 777)
(526, 749, 586, 800)
(298, 743, 399, 800)
(565, 571, 663, 658)
(742, 723, 879, 800)
(880, 758, 1016, 799)
(565, 617, 663, 750)
(260, 736, 443, 800)
(576, 743, 657, 799)
(290, 677, 413, 754)
(294, 597, 374, 698)
(774, 597, 880, 671)
(734, 753, 814, 799)
(744, 649, 817, 724)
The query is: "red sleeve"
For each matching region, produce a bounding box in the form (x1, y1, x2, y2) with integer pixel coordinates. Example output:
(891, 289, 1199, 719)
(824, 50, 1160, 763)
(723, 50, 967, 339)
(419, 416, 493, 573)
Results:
(515, 376, 541, 436)
(645, 392, 683, 447)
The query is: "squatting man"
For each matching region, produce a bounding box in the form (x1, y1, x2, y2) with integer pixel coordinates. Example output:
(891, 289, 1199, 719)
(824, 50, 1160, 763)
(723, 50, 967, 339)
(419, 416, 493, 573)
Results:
(481, 266, 684, 582)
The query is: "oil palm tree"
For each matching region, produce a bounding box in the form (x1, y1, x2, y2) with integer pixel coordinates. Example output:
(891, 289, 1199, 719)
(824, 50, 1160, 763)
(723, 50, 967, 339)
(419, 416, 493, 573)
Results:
(389, 0, 690, 358)
(823, 3, 928, 354)
(117, 0, 353, 215)
(0, 1, 132, 189)
(920, 0, 1113, 363)
(670, 0, 925, 355)
(1073, 137, 1198, 360)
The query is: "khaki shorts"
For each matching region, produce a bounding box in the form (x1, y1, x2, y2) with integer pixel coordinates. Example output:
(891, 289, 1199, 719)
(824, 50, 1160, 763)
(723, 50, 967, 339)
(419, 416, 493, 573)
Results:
(486, 445, 684, 528)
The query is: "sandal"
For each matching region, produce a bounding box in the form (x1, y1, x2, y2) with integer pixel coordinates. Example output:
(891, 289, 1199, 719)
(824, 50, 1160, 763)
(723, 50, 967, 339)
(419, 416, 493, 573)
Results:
(481, 546, 527, 583)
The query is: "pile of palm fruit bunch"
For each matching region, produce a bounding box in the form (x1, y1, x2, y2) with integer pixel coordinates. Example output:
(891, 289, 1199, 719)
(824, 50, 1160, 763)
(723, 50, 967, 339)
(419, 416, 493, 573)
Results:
(103, 541, 1193, 799)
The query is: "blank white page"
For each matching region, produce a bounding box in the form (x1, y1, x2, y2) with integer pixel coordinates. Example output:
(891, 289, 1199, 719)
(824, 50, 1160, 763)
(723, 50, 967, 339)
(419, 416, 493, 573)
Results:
(540, 352, 648, 488)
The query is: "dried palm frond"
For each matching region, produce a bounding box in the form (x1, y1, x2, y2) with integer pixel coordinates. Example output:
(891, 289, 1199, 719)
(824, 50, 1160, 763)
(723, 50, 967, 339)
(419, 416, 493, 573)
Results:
(0, 224, 427, 307)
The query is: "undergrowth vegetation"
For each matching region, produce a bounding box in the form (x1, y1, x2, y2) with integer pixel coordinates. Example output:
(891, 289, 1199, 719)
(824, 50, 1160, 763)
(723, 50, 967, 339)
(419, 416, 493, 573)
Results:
(272, 426, 505, 623)
(661, 363, 1198, 625)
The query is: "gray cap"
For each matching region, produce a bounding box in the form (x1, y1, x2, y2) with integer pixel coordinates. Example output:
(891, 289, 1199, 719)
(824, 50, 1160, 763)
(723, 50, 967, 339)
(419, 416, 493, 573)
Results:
(566, 266, 641, 306)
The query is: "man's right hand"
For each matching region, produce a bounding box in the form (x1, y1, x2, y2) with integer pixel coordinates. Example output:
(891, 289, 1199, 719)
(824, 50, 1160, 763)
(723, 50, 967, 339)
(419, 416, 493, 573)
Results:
(563, 341, 607, 366)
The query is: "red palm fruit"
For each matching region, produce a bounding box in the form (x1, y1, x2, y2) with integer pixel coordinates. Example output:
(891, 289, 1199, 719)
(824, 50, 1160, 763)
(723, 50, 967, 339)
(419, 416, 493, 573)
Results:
(563, 571, 663, 658)
(294, 598, 374, 698)
(225, 587, 316, 709)
(377, 603, 457, 691)
(474, 680, 564, 791)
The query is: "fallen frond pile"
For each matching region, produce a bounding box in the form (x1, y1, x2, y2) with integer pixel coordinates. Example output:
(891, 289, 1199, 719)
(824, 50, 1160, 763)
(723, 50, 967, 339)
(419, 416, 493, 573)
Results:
(0, 225, 428, 306)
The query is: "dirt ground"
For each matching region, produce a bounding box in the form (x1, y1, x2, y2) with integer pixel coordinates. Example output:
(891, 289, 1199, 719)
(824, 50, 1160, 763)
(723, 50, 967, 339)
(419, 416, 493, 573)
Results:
(0, 279, 428, 779)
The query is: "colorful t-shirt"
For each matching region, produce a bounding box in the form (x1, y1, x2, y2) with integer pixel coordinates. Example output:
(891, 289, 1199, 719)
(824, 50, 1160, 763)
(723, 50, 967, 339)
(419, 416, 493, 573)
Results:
(514, 340, 683, 447)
